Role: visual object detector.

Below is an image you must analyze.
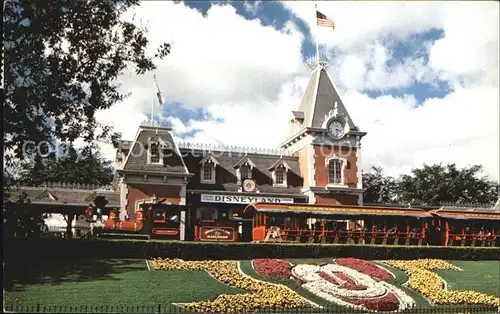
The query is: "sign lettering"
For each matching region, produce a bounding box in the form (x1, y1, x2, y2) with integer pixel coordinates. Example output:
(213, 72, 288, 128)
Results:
(199, 226, 236, 242)
(201, 194, 294, 204)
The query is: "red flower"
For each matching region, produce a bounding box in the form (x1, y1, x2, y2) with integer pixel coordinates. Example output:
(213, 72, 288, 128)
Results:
(335, 258, 392, 281)
(252, 259, 292, 279)
(338, 292, 399, 311)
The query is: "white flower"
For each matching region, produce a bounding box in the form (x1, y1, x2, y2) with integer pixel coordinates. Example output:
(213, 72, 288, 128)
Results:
(292, 263, 416, 312)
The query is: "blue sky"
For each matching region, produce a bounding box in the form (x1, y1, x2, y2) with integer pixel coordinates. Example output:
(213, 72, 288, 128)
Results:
(159, 0, 451, 136)
(96, 1, 498, 180)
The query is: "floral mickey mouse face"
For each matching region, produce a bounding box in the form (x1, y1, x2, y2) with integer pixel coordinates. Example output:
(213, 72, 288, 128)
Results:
(291, 263, 415, 312)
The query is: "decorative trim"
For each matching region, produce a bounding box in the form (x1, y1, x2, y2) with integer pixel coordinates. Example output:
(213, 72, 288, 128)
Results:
(180, 185, 186, 206)
(134, 197, 172, 213)
(356, 136, 362, 189)
(309, 144, 316, 187)
(188, 189, 308, 199)
(272, 167, 288, 188)
(325, 155, 347, 187)
(178, 142, 293, 156)
(179, 211, 186, 241)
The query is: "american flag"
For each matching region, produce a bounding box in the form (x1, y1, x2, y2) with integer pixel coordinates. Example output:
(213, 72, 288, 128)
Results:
(317, 10, 335, 29)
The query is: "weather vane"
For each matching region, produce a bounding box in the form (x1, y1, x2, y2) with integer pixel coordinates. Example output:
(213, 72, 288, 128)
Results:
(306, 53, 330, 70)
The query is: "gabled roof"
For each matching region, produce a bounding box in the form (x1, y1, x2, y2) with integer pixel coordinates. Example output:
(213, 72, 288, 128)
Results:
(6, 186, 120, 207)
(268, 158, 291, 172)
(122, 125, 188, 174)
(233, 155, 257, 169)
(34, 190, 59, 202)
(199, 152, 220, 166)
(295, 68, 358, 130)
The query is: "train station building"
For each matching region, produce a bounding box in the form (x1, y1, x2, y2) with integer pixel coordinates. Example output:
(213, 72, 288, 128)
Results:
(111, 62, 367, 240)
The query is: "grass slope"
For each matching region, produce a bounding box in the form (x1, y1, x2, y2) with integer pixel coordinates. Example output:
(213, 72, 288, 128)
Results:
(4, 258, 241, 310)
(438, 261, 500, 297)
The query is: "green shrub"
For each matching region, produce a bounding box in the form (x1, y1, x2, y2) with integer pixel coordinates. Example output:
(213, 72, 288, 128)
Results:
(4, 238, 499, 261)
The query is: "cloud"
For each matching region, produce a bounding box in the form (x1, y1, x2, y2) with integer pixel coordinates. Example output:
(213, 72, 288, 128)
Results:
(86, 1, 498, 182)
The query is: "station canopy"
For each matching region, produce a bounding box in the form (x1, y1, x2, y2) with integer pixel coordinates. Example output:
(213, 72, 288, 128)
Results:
(243, 203, 433, 218)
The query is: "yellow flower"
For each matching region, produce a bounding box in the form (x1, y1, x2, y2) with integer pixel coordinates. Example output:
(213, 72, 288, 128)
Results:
(385, 259, 500, 307)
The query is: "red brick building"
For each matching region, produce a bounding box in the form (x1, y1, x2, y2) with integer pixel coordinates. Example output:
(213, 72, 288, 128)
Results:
(114, 65, 366, 240)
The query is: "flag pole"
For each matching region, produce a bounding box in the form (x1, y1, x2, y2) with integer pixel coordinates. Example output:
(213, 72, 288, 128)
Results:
(315, 3, 319, 68)
(151, 74, 155, 124)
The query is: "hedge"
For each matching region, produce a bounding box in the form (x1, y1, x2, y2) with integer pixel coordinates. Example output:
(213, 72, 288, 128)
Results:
(4, 238, 500, 261)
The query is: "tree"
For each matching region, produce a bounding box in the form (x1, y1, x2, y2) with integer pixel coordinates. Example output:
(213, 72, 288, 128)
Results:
(3, 0, 170, 168)
(18, 144, 114, 186)
(362, 167, 398, 204)
(397, 163, 499, 206)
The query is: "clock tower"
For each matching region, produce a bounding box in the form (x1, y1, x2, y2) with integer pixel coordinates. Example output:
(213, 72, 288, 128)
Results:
(281, 61, 367, 205)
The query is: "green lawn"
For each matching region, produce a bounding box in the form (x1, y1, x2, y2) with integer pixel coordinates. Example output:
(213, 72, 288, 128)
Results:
(437, 260, 500, 297)
(4, 258, 241, 311)
(4, 257, 498, 313)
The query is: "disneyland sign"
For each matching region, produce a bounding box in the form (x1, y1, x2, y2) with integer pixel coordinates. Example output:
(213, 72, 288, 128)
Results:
(200, 194, 294, 204)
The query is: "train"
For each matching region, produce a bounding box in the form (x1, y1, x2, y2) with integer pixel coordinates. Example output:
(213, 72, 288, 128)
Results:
(97, 200, 500, 247)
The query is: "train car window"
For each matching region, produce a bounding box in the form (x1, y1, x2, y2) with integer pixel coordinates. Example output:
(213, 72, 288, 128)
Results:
(201, 210, 213, 221)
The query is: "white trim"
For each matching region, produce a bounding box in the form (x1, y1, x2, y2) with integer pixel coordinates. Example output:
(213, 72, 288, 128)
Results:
(236, 164, 252, 185)
(323, 69, 355, 130)
(308, 69, 321, 127)
(308, 144, 316, 187)
(356, 136, 362, 189)
(325, 155, 347, 187)
(272, 166, 288, 187)
(358, 193, 363, 205)
(179, 211, 186, 241)
(179, 185, 186, 206)
(122, 128, 144, 168)
(134, 198, 172, 212)
(200, 160, 216, 184)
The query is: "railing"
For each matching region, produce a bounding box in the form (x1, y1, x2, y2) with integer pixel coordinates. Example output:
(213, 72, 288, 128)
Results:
(3, 303, 498, 313)
(17, 182, 116, 191)
(439, 201, 497, 209)
(177, 141, 294, 156)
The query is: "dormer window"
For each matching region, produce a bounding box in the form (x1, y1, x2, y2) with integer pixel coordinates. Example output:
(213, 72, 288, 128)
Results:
(240, 165, 251, 180)
(275, 167, 285, 185)
(269, 158, 290, 187)
(148, 143, 161, 164)
(327, 156, 346, 185)
(234, 156, 256, 185)
(200, 153, 219, 184)
(202, 162, 214, 182)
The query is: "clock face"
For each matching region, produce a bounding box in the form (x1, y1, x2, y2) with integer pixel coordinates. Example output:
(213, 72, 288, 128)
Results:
(328, 120, 344, 138)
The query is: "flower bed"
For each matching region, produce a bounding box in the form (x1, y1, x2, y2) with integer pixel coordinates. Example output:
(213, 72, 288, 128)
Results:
(338, 292, 400, 312)
(291, 263, 415, 311)
(335, 258, 393, 281)
(252, 259, 291, 280)
(150, 258, 311, 312)
(385, 259, 500, 307)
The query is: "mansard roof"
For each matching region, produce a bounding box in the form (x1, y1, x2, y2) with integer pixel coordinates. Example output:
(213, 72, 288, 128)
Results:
(180, 148, 303, 195)
(121, 124, 188, 174)
(295, 68, 358, 130)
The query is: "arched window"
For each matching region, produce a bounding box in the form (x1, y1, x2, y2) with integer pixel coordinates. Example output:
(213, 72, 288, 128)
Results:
(328, 157, 344, 185)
